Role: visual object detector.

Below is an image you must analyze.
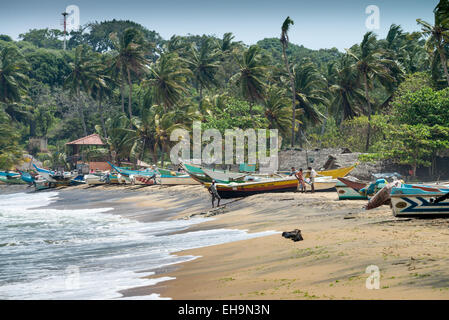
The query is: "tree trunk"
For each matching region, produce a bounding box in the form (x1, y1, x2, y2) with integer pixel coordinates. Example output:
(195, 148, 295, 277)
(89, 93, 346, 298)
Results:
(438, 45, 449, 86)
(127, 68, 133, 122)
(160, 145, 165, 168)
(120, 75, 125, 114)
(363, 72, 372, 152)
(152, 143, 158, 165)
(30, 117, 36, 137)
(199, 83, 203, 109)
(140, 138, 146, 163)
(77, 87, 88, 136)
(98, 91, 107, 138)
(282, 43, 296, 148)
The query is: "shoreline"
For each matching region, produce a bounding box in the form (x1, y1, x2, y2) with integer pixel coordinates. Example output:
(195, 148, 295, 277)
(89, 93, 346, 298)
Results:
(5, 184, 449, 299)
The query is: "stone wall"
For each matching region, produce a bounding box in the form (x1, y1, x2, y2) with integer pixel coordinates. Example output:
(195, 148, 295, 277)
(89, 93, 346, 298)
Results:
(278, 148, 384, 180)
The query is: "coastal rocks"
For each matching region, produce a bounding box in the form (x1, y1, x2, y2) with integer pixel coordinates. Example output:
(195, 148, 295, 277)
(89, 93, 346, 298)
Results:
(282, 229, 304, 242)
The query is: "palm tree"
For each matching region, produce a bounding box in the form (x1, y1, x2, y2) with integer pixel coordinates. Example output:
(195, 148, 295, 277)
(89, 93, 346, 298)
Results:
(186, 38, 221, 107)
(0, 46, 29, 104)
(292, 59, 327, 126)
(64, 44, 97, 136)
(346, 32, 395, 151)
(90, 55, 113, 138)
(146, 52, 192, 112)
(263, 86, 292, 137)
(109, 28, 150, 120)
(220, 32, 236, 54)
(231, 45, 267, 115)
(280, 17, 296, 148)
(417, 2, 449, 86)
(329, 56, 366, 124)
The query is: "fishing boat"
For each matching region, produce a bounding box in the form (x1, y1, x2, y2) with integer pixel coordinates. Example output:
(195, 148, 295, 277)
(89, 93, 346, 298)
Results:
(204, 176, 299, 198)
(336, 177, 368, 200)
(18, 170, 35, 184)
(159, 175, 199, 185)
(204, 175, 337, 199)
(390, 186, 449, 216)
(32, 164, 72, 187)
(34, 178, 52, 191)
(0, 171, 26, 184)
(315, 165, 356, 179)
(359, 179, 388, 199)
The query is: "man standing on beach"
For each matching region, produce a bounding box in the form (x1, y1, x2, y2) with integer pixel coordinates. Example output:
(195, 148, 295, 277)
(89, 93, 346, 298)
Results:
(208, 180, 221, 208)
(295, 168, 306, 193)
(308, 166, 317, 193)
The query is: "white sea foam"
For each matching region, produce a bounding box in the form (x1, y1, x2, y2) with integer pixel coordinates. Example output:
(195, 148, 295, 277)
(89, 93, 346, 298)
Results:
(0, 191, 277, 299)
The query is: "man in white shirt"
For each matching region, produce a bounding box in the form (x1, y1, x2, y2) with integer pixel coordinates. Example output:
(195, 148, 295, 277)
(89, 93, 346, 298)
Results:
(308, 166, 317, 193)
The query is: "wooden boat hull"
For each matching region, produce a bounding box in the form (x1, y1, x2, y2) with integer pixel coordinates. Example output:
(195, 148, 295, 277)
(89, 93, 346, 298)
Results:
(133, 175, 157, 185)
(391, 193, 449, 216)
(390, 186, 449, 216)
(211, 178, 299, 198)
(336, 180, 368, 200)
(159, 176, 199, 185)
(0, 176, 26, 184)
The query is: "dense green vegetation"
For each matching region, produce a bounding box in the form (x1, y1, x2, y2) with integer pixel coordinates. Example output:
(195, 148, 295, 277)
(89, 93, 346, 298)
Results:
(1, 1, 449, 176)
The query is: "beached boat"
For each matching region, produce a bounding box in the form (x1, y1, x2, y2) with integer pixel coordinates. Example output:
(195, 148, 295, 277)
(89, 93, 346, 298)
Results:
(336, 177, 368, 200)
(316, 165, 356, 179)
(182, 163, 242, 184)
(159, 175, 199, 185)
(279, 164, 356, 179)
(0, 171, 26, 184)
(390, 186, 449, 216)
(18, 170, 35, 184)
(32, 164, 73, 187)
(205, 177, 299, 198)
(359, 179, 387, 199)
(0, 174, 26, 184)
(34, 178, 52, 191)
(204, 176, 337, 199)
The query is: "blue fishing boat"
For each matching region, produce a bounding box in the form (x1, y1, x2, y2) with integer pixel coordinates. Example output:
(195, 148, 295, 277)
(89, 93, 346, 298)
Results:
(18, 170, 35, 184)
(390, 186, 449, 216)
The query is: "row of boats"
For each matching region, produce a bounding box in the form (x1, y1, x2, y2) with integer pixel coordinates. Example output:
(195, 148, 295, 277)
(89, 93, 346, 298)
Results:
(2, 162, 449, 217)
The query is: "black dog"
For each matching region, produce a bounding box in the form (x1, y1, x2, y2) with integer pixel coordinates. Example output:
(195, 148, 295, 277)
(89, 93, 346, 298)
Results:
(282, 229, 304, 242)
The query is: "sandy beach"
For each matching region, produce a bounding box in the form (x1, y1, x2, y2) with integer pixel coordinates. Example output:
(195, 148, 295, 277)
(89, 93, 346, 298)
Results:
(4, 183, 449, 299)
(127, 187, 449, 300)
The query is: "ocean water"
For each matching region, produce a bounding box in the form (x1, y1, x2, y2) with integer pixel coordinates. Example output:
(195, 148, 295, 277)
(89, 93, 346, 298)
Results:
(0, 191, 277, 300)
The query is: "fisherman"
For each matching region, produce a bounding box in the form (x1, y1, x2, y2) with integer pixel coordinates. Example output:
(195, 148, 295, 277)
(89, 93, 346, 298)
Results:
(289, 167, 297, 176)
(208, 180, 221, 208)
(295, 168, 306, 193)
(308, 166, 317, 193)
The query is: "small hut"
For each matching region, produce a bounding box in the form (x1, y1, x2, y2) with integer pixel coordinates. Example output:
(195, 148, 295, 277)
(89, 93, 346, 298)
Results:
(66, 134, 109, 172)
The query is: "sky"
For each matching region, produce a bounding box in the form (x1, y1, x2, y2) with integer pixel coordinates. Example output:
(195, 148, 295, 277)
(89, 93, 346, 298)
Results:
(0, 0, 439, 51)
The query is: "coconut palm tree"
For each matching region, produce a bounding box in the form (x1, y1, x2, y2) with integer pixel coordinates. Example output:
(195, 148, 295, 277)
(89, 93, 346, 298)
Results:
(292, 59, 327, 125)
(329, 56, 366, 123)
(146, 52, 192, 112)
(280, 17, 296, 147)
(417, 3, 449, 86)
(0, 46, 29, 104)
(231, 45, 267, 115)
(64, 44, 97, 136)
(90, 56, 113, 138)
(263, 86, 293, 137)
(186, 38, 221, 107)
(346, 32, 396, 151)
(109, 28, 150, 120)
